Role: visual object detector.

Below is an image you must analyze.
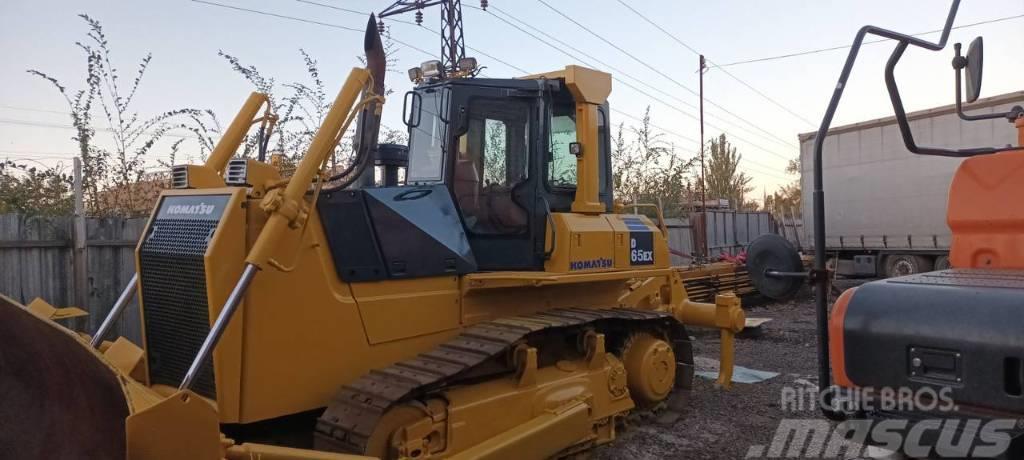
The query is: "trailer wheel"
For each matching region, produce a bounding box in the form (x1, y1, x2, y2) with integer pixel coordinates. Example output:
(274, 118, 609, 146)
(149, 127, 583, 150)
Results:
(934, 255, 951, 270)
(883, 254, 933, 278)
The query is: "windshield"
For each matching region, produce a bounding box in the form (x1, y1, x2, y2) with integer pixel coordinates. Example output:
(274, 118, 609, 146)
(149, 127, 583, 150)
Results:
(406, 89, 448, 183)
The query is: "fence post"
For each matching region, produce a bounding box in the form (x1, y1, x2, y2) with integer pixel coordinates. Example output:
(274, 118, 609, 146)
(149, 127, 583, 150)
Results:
(72, 158, 88, 329)
(788, 205, 802, 251)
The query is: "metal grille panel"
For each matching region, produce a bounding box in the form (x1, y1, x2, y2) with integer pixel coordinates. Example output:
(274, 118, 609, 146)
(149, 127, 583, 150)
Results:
(225, 159, 247, 186)
(139, 218, 218, 398)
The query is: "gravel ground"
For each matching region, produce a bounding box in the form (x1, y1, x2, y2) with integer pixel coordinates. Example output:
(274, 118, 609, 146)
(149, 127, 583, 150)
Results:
(595, 279, 870, 460)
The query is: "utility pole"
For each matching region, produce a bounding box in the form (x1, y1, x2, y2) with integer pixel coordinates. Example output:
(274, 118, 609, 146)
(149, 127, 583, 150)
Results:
(699, 54, 709, 261)
(379, 0, 467, 76)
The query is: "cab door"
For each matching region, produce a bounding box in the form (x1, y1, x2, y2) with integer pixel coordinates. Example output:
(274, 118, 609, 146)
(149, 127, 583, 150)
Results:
(449, 87, 544, 270)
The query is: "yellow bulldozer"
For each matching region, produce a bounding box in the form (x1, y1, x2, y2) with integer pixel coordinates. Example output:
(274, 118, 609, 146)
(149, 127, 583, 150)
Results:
(0, 17, 746, 460)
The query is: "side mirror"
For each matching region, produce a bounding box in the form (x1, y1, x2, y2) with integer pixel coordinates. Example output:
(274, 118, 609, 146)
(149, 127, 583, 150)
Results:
(965, 36, 983, 102)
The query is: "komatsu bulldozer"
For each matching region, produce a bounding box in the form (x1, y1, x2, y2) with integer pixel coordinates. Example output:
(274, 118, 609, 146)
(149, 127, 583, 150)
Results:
(0, 16, 745, 460)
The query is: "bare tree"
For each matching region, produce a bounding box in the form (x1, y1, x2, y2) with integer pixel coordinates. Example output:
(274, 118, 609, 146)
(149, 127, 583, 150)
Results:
(219, 29, 404, 171)
(29, 14, 218, 216)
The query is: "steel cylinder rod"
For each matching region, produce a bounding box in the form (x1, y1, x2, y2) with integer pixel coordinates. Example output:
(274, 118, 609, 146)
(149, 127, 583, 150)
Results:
(89, 273, 138, 348)
(179, 263, 258, 391)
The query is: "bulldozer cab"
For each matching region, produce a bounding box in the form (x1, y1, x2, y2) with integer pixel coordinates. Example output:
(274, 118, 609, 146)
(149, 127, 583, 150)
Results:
(319, 69, 610, 272)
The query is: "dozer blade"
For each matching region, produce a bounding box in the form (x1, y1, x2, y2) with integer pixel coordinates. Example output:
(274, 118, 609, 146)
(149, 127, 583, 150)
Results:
(0, 293, 130, 459)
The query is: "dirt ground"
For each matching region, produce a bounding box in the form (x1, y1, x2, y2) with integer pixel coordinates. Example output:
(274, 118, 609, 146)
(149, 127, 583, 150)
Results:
(595, 279, 869, 460)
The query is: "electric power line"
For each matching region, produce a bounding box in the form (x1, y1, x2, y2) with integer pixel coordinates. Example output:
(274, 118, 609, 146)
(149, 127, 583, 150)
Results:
(488, 1, 796, 152)
(465, 4, 795, 165)
(292, 0, 531, 76)
(609, 108, 789, 179)
(534, 0, 798, 150)
(0, 117, 213, 142)
(612, 0, 817, 127)
(191, 1, 791, 182)
(294, 0, 796, 169)
(192, 0, 437, 58)
(0, 104, 67, 115)
(713, 12, 1024, 68)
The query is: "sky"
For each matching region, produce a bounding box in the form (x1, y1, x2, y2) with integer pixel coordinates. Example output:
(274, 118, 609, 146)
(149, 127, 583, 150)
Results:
(1, 0, 1022, 200)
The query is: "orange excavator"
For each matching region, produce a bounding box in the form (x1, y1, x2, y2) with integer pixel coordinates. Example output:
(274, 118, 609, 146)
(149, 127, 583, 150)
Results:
(747, 0, 1024, 457)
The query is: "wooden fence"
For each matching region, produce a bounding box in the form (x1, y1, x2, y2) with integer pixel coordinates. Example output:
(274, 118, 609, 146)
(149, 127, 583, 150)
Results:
(0, 213, 146, 342)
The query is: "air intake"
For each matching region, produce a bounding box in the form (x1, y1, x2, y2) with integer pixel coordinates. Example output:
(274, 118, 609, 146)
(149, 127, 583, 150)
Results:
(171, 165, 189, 189)
(225, 159, 248, 186)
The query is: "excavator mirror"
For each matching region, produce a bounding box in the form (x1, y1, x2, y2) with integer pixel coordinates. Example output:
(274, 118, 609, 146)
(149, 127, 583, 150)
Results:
(965, 36, 983, 102)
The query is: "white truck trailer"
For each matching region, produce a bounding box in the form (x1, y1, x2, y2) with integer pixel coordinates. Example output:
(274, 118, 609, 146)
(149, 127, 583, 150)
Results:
(798, 90, 1024, 278)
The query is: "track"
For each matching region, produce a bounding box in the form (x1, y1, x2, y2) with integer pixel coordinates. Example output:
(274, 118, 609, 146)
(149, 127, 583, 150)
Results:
(314, 307, 693, 456)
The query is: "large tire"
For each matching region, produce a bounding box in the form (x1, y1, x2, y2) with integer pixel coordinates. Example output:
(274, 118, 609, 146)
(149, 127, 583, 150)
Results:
(882, 254, 934, 278)
(934, 255, 952, 270)
(746, 234, 803, 301)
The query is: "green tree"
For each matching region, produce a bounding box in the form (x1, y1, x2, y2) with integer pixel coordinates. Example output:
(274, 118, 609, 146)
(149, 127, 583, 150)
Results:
(764, 157, 801, 215)
(612, 107, 696, 217)
(0, 161, 73, 216)
(701, 133, 754, 210)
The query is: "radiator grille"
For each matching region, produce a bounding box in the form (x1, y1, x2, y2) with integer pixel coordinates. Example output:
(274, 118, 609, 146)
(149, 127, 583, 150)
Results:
(139, 218, 218, 398)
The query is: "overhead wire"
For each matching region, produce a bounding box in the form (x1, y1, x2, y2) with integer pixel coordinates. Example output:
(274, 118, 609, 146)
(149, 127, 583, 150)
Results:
(534, 0, 798, 150)
(465, 5, 794, 166)
(713, 12, 1024, 68)
(192, 0, 437, 58)
(611, 0, 817, 127)
(187, 0, 792, 182)
(465, 5, 794, 178)
(478, 3, 797, 153)
(295, 0, 796, 162)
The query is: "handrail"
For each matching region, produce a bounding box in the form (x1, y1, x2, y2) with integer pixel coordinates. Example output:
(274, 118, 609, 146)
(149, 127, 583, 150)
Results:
(810, 0, 962, 421)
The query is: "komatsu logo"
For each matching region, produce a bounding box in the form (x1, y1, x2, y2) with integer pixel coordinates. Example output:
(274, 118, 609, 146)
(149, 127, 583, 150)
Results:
(570, 258, 613, 271)
(165, 203, 216, 216)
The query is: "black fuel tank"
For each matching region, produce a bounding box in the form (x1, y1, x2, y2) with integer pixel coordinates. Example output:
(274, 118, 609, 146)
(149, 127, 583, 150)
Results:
(842, 269, 1024, 413)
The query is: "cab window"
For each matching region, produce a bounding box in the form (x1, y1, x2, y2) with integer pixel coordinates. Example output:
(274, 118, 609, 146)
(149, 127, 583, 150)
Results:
(548, 102, 577, 188)
(406, 89, 447, 183)
(547, 103, 609, 193)
(452, 98, 530, 234)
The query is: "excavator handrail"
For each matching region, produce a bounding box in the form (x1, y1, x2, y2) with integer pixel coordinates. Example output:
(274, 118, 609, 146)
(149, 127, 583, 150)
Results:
(809, 0, 962, 421)
(884, 43, 1023, 157)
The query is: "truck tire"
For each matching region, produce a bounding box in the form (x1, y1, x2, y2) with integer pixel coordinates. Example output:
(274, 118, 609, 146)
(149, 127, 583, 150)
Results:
(883, 254, 933, 278)
(934, 255, 951, 270)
